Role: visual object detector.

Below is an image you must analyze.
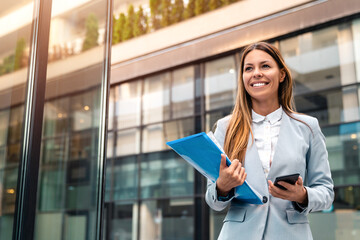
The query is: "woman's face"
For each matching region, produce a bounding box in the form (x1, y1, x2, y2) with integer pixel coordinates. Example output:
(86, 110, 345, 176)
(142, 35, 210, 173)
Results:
(242, 49, 285, 106)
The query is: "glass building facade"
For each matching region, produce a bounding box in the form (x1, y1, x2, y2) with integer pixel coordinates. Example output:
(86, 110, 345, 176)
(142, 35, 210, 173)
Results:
(1, 0, 360, 240)
(107, 17, 360, 240)
(0, 0, 112, 239)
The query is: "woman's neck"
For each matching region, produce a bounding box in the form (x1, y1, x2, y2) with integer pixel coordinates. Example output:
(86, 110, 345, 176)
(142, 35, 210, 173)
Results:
(252, 100, 280, 116)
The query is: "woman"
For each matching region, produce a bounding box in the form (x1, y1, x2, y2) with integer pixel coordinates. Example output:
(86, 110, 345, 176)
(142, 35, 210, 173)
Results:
(205, 42, 334, 240)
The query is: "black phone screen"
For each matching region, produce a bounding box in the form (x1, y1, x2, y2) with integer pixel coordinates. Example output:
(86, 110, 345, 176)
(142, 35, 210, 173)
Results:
(274, 173, 300, 190)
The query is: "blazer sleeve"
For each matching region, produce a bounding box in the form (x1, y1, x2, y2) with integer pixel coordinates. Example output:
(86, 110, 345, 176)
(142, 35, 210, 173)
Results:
(205, 116, 234, 211)
(300, 118, 334, 215)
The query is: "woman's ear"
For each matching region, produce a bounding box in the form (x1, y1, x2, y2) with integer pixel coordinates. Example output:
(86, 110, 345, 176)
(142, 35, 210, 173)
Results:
(280, 69, 286, 83)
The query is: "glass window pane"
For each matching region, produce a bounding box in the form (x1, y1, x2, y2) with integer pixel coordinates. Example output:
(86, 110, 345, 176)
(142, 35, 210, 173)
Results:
(140, 151, 194, 199)
(280, 23, 357, 95)
(41, 137, 68, 164)
(43, 98, 70, 137)
(323, 122, 360, 186)
(205, 108, 233, 133)
(116, 128, 140, 156)
(104, 161, 112, 202)
(140, 199, 194, 240)
(0, 1, 34, 236)
(204, 56, 237, 111)
(113, 156, 138, 200)
(143, 73, 171, 124)
(108, 87, 115, 131)
(69, 131, 95, 161)
(210, 209, 227, 240)
(116, 80, 142, 129)
(142, 118, 196, 153)
(294, 85, 360, 125)
(172, 66, 195, 118)
(34, 0, 110, 239)
(107, 132, 114, 158)
(38, 170, 65, 211)
(110, 202, 138, 240)
(71, 91, 94, 131)
(353, 19, 360, 83)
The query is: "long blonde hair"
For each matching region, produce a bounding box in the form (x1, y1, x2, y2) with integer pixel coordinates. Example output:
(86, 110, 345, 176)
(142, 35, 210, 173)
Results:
(223, 42, 296, 162)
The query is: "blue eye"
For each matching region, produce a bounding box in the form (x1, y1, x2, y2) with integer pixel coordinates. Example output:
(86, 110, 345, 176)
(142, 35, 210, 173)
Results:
(244, 66, 252, 71)
(262, 64, 270, 69)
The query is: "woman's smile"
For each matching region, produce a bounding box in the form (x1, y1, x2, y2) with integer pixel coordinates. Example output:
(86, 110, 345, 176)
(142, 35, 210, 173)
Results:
(251, 81, 269, 88)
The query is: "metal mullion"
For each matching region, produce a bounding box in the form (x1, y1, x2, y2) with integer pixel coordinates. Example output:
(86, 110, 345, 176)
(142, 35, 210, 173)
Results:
(95, 0, 113, 239)
(137, 78, 145, 240)
(13, 0, 52, 239)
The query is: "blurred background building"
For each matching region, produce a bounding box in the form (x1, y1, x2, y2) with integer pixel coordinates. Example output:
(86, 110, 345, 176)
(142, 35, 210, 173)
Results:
(0, 0, 360, 240)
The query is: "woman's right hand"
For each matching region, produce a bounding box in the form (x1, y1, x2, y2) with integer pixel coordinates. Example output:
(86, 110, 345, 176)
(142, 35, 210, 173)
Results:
(216, 154, 247, 196)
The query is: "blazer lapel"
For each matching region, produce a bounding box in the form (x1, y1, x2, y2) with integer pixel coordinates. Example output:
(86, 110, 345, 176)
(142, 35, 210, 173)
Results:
(244, 134, 268, 195)
(267, 112, 291, 180)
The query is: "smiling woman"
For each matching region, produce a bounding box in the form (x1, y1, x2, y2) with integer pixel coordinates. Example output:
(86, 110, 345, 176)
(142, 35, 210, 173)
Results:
(205, 42, 334, 240)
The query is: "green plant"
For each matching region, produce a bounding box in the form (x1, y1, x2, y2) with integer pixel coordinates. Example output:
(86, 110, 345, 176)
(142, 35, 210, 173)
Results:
(1, 54, 15, 75)
(14, 38, 26, 70)
(161, 0, 172, 27)
(171, 0, 184, 24)
(123, 5, 135, 41)
(113, 13, 126, 44)
(195, 0, 209, 15)
(184, 0, 196, 19)
(134, 6, 148, 37)
(82, 13, 99, 51)
(209, 0, 222, 10)
(150, 0, 162, 30)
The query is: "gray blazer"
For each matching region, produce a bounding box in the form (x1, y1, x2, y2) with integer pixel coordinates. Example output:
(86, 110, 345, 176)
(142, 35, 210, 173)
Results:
(205, 112, 334, 240)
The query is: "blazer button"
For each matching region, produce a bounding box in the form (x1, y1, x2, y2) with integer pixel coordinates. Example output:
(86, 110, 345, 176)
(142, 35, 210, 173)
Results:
(262, 196, 268, 203)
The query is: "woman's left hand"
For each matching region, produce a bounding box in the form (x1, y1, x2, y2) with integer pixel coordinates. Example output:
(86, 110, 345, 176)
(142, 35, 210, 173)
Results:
(268, 176, 308, 205)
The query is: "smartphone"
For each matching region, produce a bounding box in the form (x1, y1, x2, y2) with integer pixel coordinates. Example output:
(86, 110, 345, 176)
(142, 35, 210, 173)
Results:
(274, 173, 300, 190)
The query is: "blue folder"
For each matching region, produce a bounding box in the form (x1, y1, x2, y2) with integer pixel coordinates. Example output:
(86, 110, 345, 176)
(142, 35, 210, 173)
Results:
(167, 132, 263, 204)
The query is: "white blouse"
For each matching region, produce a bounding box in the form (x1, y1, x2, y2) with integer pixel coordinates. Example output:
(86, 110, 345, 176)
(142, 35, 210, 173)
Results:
(252, 106, 283, 178)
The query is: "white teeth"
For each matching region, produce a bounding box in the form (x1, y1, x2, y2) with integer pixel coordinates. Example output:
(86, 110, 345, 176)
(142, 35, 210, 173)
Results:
(253, 83, 266, 87)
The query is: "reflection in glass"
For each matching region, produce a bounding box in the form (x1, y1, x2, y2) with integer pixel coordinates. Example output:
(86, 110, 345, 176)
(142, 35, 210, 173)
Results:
(116, 128, 140, 156)
(71, 91, 94, 131)
(43, 98, 70, 137)
(143, 73, 171, 124)
(34, 0, 110, 239)
(70, 131, 94, 161)
(280, 23, 356, 95)
(41, 137, 68, 164)
(172, 66, 195, 118)
(354, 19, 360, 83)
(210, 209, 227, 240)
(0, 1, 33, 237)
(323, 122, 360, 186)
(107, 132, 114, 158)
(205, 109, 232, 133)
(204, 56, 237, 111)
(113, 156, 138, 200)
(38, 170, 64, 211)
(116, 80, 142, 129)
(295, 85, 360, 125)
(108, 87, 115, 131)
(110, 202, 138, 240)
(142, 118, 195, 153)
(140, 199, 194, 240)
(104, 161, 112, 202)
(140, 151, 194, 199)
